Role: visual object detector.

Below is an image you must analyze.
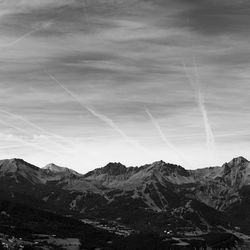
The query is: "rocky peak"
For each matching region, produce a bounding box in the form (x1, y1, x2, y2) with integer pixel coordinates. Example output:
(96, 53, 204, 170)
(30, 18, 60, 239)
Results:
(222, 156, 249, 174)
(44, 163, 66, 172)
(101, 162, 127, 176)
(0, 158, 39, 173)
(146, 160, 190, 177)
(228, 156, 249, 167)
(43, 163, 80, 176)
(84, 162, 128, 178)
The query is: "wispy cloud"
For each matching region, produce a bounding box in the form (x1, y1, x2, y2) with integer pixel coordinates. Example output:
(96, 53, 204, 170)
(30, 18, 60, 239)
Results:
(182, 59, 215, 152)
(0, 119, 60, 156)
(84, 104, 149, 152)
(0, 0, 250, 170)
(0, 28, 39, 48)
(0, 109, 75, 152)
(0, 110, 98, 166)
(46, 72, 149, 153)
(0, 17, 57, 48)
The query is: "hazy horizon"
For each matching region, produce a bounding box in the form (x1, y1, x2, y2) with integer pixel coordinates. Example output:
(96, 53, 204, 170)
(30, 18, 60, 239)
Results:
(1, 0, 250, 173)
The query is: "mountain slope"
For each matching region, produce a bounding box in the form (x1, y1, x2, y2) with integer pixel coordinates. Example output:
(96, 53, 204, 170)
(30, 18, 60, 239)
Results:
(0, 156, 249, 235)
(43, 163, 81, 176)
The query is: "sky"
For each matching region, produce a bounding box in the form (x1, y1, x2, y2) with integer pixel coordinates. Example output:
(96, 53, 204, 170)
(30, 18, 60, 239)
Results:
(1, 0, 250, 173)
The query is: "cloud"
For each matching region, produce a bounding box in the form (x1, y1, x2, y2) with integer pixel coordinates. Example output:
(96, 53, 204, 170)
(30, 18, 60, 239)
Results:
(46, 72, 150, 154)
(175, 0, 250, 36)
(0, 119, 60, 156)
(0, 0, 75, 11)
(0, 0, 250, 171)
(182, 58, 215, 152)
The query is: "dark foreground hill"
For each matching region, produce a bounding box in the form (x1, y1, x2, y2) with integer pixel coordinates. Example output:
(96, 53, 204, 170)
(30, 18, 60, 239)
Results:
(0, 199, 245, 250)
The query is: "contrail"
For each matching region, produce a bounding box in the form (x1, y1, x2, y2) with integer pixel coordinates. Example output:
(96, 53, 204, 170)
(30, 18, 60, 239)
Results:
(0, 19, 54, 48)
(85, 104, 136, 144)
(46, 72, 149, 152)
(0, 28, 39, 48)
(0, 109, 61, 138)
(182, 59, 215, 152)
(0, 109, 75, 152)
(0, 6, 67, 48)
(0, 120, 61, 156)
(192, 57, 215, 151)
(85, 105, 153, 154)
(0, 2, 90, 48)
(145, 109, 190, 167)
(0, 109, 98, 161)
(146, 109, 174, 149)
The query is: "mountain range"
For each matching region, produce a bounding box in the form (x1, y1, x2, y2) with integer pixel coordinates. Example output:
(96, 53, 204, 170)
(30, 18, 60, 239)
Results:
(0, 156, 250, 237)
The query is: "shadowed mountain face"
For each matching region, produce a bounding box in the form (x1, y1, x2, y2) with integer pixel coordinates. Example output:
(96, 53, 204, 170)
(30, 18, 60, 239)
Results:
(0, 156, 250, 234)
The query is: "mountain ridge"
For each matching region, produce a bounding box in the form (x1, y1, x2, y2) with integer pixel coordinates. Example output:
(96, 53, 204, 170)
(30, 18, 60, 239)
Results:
(0, 156, 250, 235)
(1, 156, 248, 176)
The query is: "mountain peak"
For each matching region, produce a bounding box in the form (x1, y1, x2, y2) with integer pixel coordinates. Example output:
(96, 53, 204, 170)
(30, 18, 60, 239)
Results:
(152, 160, 167, 166)
(102, 162, 127, 175)
(229, 156, 248, 165)
(43, 163, 80, 176)
(137, 161, 191, 180)
(85, 162, 128, 177)
(150, 160, 184, 168)
(225, 156, 249, 169)
(150, 160, 188, 173)
(221, 156, 249, 176)
(9, 158, 24, 163)
(44, 163, 66, 172)
(8, 158, 32, 166)
(0, 158, 39, 173)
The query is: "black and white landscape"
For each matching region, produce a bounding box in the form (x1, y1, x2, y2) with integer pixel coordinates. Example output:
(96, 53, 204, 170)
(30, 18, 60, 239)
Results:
(1, 0, 250, 249)
(0, 156, 250, 249)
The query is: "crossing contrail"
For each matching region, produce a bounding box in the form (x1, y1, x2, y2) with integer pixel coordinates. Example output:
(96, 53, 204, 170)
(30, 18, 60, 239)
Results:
(0, 109, 98, 161)
(0, 19, 54, 48)
(0, 109, 62, 138)
(193, 58, 215, 151)
(0, 109, 76, 152)
(145, 109, 190, 167)
(182, 59, 215, 152)
(0, 5, 67, 48)
(0, 120, 61, 156)
(46, 72, 149, 153)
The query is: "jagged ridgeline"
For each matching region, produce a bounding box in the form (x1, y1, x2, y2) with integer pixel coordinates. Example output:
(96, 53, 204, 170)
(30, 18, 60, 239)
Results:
(0, 157, 250, 249)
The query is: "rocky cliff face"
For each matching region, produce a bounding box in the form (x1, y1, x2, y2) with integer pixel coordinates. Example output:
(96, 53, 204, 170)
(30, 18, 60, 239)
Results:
(188, 157, 250, 210)
(0, 156, 249, 233)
